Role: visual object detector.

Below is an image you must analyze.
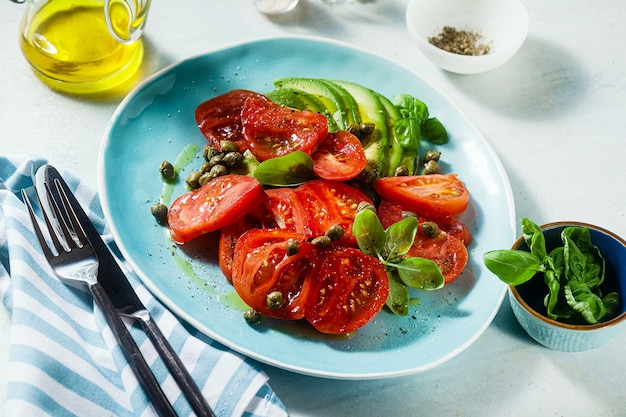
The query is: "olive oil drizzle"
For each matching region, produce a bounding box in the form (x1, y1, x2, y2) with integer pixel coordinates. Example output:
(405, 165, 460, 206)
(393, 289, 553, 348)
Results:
(159, 143, 249, 309)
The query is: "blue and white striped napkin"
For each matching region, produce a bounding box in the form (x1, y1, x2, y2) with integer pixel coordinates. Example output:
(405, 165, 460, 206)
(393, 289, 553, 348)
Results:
(0, 156, 289, 417)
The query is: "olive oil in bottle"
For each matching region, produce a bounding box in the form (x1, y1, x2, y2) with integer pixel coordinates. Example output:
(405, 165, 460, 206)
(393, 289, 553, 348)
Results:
(19, 1, 144, 94)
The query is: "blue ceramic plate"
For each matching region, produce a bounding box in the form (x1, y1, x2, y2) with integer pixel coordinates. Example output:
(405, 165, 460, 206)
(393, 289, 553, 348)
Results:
(99, 36, 515, 379)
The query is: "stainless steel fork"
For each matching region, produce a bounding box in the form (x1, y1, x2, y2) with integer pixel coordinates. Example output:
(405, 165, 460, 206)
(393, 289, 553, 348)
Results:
(22, 180, 178, 417)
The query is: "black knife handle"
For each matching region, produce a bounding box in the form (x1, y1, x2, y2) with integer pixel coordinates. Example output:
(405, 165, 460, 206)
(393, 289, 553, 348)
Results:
(89, 282, 178, 417)
(140, 316, 216, 417)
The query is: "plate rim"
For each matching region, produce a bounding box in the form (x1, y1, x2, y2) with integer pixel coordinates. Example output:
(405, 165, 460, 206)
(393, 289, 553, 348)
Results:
(98, 34, 515, 380)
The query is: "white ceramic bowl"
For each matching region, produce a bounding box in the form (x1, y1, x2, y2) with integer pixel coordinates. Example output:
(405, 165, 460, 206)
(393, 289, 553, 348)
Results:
(406, 0, 529, 74)
(508, 222, 626, 352)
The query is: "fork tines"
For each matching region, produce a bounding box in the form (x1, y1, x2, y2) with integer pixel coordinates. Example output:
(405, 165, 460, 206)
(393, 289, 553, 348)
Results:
(22, 180, 88, 262)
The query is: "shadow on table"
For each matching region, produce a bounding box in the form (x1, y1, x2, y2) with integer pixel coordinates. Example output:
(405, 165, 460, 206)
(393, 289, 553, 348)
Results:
(445, 36, 589, 121)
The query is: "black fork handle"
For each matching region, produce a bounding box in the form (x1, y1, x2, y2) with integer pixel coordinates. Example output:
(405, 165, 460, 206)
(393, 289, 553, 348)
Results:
(137, 314, 216, 417)
(89, 282, 178, 417)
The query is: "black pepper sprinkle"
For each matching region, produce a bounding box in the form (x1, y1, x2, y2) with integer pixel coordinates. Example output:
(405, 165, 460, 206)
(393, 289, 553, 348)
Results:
(428, 26, 491, 56)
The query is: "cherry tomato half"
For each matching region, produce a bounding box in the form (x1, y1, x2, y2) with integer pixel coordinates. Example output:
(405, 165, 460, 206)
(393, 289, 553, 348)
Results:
(168, 175, 266, 243)
(311, 130, 367, 181)
(373, 174, 470, 218)
(241, 96, 329, 161)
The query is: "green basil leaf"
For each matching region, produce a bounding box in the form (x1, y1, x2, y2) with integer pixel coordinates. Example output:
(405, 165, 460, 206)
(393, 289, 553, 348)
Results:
(422, 117, 448, 144)
(393, 94, 429, 122)
(383, 216, 418, 260)
(386, 270, 409, 316)
(395, 257, 444, 290)
(561, 226, 605, 287)
(564, 281, 606, 324)
(543, 269, 561, 320)
(521, 218, 547, 260)
(353, 207, 386, 258)
(393, 118, 421, 150)
(252, 151, 315, 186)
(483, 249, 542, 285)
(602, 291, 621, 319)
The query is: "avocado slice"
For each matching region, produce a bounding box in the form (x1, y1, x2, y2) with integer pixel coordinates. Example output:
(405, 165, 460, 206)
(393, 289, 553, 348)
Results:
(274, 77, 351, 130)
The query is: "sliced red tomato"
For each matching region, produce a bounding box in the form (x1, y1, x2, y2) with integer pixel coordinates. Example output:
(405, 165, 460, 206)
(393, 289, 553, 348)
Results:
(311, 130, 367, 181)
(377, 199, 472, 246)
(231, 229, 322, 320)
(168, 175, 267, 244)
(373, 174, 470, 218)
(430, 216, 473, 247)
(377, 199, 406, 229)
(256, 188, 311, 235)
(195, 89, 268, 151)
(218, 215, 262, 282)
(407, 228, 468, 283)
(296, 179, 374, 247)
(241, 96, 329, 161)
(305, 246, 389, 335)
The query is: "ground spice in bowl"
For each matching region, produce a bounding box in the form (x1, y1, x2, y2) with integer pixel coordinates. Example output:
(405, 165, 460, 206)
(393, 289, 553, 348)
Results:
(428, 26, 491, 56)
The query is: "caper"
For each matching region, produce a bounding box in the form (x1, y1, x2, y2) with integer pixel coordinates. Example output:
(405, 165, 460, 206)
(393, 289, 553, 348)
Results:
(357, 201, 376, 213)
(423, 159, 441, 175)
(198, 172, 213, 187)
(150, 203, 168, 226)
(209, 164, 228, 178)
(424, 150, 441, 163)
(347, 123, 361, 137)
(394, 165, 409, 176)
(186, 171, 202, 189)
(203, 144, 219, 161)
(243, 308, 264, 325)
(266, 291, 284, 310)
(200, 161, 211, 173)
(401, 210, 417, 219)
(358, 164, 378, 185)
(325, 224, 345, 242)
(221, 151, 243, 167)
(421, 221, 440, 238)
(209, 153, 224, 166)
(311, 235, 331, 248)
(220, 140, 239, 153)
(286, 238, 300, 256)
(159, 160, 176, 180)
(360, 122, 376, 137)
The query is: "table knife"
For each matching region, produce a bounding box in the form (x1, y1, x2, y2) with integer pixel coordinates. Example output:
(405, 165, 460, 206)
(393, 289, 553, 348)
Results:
(42, 165, 215, 417)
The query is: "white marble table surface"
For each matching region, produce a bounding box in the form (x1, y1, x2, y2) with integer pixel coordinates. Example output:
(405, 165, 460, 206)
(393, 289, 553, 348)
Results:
(2, 0, 625, 416)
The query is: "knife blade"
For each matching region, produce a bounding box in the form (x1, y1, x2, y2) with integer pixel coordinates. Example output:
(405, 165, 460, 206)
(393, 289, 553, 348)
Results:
(41, 165, 215, 417)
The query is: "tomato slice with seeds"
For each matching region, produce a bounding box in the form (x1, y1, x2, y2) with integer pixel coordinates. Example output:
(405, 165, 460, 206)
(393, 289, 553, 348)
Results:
(195, 89, 268, 151)
(168, 175, 267, 244)
(305, 246, 389, 335)
(373, 174, 470, 218)
(407, 228, 468, 284)
(431, 216, 473, 247)
(296, 179, 374, 247)
(377, 198, 469, 283)
(241, 96, 329, 161)
(311, 130, 367, 181)
(257, 188, 311, 235)
(231, 229, 321, 320)
(377, 199, 472, 246)
(218, 215, 262, 282)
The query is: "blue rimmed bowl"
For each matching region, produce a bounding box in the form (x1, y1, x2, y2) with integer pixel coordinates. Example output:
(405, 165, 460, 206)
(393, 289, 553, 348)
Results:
(508, 222, 626, 352)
